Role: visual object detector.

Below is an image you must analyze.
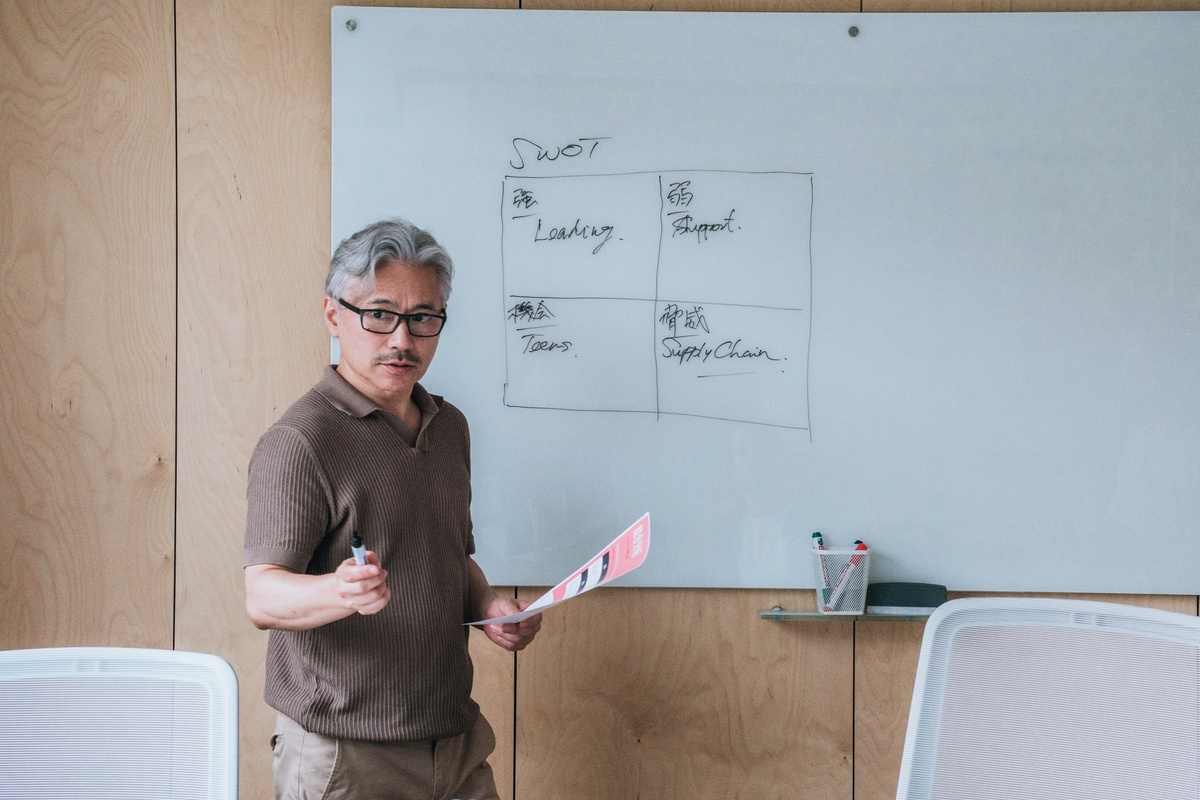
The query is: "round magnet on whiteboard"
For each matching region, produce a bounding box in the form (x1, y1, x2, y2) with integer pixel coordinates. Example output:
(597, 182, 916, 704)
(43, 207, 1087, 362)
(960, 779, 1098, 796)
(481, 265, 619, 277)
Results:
(849, 26, 859, 37)
(346, 19, 358, 32)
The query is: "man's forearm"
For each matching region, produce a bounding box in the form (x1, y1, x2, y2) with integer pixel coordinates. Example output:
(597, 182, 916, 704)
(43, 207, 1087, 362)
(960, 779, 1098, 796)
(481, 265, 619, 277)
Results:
(466, 557, 500, 622)
(245, 563, 362, 631)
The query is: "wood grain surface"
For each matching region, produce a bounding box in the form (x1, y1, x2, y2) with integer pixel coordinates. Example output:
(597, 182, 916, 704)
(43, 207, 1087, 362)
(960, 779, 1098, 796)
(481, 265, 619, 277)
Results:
(471, 602, 520, 800)
(7, 3, 1200, 799)
(0, 0, 175, 651)
(516, 587, 854, 800)
(175, 0, 333, 792)
(174, 2, 516, 796)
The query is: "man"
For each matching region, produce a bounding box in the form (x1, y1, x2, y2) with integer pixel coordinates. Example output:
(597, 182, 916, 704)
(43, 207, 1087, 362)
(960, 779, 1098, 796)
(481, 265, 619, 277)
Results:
(244, 217, 541, 800)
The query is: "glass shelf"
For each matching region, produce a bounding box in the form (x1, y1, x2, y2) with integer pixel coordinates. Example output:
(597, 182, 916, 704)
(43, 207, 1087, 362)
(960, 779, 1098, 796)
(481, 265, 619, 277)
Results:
(759, 608, 932, 622)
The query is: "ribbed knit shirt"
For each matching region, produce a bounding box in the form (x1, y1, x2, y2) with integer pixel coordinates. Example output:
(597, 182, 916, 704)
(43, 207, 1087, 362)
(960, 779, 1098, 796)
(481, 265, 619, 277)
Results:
(245, 366, 477, 742)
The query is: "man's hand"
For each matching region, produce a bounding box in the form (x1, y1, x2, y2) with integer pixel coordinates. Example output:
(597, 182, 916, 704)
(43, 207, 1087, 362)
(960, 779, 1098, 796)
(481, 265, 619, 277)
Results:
(480, 597, 542, 652)
(334, 552, 390, 615)
(245, 554, 390, 631)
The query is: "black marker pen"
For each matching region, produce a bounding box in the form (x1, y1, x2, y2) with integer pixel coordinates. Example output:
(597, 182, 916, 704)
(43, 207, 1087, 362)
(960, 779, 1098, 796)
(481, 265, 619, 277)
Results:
(351, 531, 368, 565)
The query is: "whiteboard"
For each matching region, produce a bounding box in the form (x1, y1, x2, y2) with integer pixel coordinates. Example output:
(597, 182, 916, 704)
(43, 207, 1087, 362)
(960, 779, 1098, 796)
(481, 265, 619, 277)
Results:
(331, 7, 1200, 592)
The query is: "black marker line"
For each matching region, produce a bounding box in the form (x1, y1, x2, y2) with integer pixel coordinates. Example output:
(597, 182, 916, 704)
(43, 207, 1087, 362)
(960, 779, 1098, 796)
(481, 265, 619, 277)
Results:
(500, 179, 512, 407)
(654, 175, 665, 420)
(500, 399, 808, 430)
(806, 174, 815, 443)
(507, 294, 805, 313)
(505, 168, 814, 181)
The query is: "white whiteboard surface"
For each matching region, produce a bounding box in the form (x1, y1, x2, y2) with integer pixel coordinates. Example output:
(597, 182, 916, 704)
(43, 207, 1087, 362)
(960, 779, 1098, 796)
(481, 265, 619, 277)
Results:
(332, 7, 1200, 592)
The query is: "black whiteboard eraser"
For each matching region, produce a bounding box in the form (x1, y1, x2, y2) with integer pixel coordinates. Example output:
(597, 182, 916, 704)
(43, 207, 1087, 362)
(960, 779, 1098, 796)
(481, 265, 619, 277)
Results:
(865, 582, 947, 615)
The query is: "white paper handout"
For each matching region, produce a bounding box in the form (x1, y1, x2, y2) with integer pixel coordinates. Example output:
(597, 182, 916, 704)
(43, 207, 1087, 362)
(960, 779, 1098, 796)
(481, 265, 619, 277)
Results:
(469, 513, 650, 626)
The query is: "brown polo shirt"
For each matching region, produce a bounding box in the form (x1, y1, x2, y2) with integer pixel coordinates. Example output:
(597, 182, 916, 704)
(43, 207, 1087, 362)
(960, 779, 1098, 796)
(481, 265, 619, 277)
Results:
(245, 366, 477, 742)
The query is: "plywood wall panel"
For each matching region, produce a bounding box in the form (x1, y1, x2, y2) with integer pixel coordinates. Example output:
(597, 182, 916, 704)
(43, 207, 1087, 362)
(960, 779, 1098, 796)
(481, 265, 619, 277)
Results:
(470, 610, 519, 800)
(853, 619, 926, 800)
(516, 587, 854, 800)
(0, 0, 175, 651)
(176, 1, 341, 794)
(175, 2, 518, 796)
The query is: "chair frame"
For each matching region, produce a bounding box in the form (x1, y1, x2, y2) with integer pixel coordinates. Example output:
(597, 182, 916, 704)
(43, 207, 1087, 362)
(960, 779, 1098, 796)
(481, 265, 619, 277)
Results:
(0, 646, 238, 800)
(897, 597, 1200, 800)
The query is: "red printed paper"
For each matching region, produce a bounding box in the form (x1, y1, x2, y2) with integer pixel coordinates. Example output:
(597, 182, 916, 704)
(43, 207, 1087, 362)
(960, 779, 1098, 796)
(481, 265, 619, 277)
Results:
(469, 513, 650, 626)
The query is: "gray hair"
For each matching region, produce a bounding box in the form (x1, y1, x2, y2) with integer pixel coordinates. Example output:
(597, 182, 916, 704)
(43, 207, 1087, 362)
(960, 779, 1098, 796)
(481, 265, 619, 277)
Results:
(326, 218, 454, 305)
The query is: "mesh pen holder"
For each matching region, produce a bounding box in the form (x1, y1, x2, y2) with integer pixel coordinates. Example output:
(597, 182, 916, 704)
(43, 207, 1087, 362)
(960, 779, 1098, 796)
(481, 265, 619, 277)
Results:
(812, 548, 871, 614)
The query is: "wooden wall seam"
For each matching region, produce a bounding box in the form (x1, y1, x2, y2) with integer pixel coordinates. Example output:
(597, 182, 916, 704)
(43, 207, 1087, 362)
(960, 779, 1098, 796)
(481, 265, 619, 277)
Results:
(173, 0, 181, 655)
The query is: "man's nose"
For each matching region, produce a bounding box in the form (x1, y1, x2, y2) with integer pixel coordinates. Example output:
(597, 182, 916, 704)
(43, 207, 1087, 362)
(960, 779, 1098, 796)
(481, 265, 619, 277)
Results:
(386, 320, 414, 349)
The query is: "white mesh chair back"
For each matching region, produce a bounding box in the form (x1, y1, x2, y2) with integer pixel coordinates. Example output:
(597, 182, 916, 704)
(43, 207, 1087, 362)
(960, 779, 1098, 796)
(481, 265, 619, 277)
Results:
(896, 598, 1200, 800)
(0, 647, 238, 799)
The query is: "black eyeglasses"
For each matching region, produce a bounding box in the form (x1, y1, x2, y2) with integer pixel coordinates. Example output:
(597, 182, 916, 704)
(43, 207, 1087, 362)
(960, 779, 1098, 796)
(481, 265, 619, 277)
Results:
(338, 298, 447, 337)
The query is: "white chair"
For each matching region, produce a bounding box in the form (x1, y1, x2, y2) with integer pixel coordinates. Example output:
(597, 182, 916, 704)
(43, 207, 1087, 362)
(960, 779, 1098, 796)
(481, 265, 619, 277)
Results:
(897, 597, 1200, 800)
(0, 647, 238, 799)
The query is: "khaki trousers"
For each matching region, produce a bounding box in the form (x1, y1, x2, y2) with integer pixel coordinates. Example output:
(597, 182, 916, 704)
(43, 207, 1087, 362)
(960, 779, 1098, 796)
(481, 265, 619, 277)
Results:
(271, 711, 500, 800)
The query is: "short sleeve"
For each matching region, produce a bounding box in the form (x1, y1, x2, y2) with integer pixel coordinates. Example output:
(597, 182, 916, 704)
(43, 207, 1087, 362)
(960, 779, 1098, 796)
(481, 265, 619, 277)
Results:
(244, 424, 333, 571)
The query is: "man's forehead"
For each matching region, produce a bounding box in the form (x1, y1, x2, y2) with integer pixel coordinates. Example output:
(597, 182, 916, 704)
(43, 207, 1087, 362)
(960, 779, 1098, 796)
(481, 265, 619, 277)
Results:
(346, 263, 443, 308)
(349, 291, 441, 310)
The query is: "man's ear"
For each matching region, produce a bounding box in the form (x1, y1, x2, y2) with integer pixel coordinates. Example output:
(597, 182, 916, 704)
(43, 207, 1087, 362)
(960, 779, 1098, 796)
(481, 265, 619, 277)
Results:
(323, 295, 340, 338)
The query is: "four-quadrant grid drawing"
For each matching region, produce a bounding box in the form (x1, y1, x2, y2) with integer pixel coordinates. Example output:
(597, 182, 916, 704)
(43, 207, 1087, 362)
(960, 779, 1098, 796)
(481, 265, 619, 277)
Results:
(502, 170, 812, 430)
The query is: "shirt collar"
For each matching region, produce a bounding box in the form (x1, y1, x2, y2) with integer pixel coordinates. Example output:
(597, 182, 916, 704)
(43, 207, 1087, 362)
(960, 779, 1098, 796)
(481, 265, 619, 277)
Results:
(315, 365, 441, 420)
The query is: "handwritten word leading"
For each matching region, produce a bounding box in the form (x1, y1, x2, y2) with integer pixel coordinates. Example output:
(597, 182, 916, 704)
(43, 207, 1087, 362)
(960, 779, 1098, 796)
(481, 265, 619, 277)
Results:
(534, 217, 616, 255)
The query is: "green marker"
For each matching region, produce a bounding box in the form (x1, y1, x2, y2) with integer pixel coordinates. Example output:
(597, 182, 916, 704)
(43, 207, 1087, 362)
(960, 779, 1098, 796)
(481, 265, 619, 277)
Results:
(812, 532, 831, 605)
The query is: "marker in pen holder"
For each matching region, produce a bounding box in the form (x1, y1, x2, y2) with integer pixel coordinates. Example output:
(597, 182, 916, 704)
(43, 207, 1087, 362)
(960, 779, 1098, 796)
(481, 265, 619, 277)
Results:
(811, 545, 871, 615)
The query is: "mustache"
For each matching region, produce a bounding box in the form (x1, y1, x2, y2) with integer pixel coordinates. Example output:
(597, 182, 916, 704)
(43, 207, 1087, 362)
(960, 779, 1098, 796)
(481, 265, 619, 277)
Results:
(373, 350, 421, 367)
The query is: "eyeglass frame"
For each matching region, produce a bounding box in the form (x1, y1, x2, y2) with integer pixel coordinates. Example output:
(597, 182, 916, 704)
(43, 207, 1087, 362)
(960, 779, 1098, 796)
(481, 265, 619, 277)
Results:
(337, 298, 448, 337)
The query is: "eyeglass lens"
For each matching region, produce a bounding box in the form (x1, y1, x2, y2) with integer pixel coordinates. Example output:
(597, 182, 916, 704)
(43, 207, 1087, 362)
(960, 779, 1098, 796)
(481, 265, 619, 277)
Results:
(360, 309, 444, 336)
